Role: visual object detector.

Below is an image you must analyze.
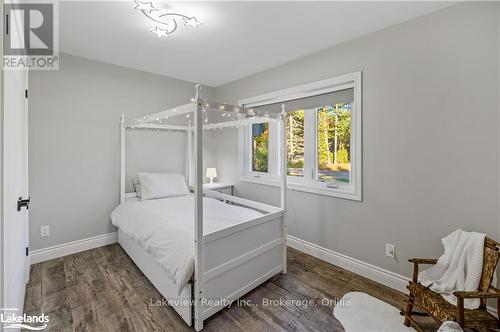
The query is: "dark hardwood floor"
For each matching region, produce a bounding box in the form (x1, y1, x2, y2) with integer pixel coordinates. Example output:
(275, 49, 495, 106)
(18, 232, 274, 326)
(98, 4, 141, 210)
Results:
(24, 244, 436, 331)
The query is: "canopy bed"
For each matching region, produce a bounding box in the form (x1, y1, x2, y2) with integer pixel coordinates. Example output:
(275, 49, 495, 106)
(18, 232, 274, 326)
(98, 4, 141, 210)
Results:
(112, 85, 287, 331)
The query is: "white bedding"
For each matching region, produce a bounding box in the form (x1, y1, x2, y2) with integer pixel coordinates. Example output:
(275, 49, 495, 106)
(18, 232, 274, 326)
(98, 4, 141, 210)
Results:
(111, 194, 263, 295)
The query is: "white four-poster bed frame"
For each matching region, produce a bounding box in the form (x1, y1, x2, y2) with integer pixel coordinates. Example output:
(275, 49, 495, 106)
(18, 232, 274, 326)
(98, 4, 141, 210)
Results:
(118, 85, 287, 331)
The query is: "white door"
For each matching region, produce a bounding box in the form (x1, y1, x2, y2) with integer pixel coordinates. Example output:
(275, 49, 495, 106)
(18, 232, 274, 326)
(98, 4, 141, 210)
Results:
(2, 68, 29, 319)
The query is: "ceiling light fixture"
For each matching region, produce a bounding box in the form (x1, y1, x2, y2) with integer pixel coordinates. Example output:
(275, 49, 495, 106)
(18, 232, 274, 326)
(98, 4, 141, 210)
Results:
(133, 0, 203, 38)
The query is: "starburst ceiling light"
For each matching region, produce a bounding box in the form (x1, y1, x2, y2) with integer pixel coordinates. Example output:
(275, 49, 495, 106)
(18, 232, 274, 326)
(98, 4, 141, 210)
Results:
(133, 0, 203, 38)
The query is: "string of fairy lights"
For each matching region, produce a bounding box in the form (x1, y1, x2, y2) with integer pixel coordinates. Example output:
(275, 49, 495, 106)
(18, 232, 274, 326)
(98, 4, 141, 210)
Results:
(133, 0, 203, 38)
(125, 101, 276, 132)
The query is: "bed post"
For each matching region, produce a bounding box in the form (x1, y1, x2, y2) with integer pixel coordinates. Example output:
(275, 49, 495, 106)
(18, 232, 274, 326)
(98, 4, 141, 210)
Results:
(193, 85, 204, 331)
(187, 120, 193, 186)
(280, 105, 287, 274)
(120, 114, 125, 203)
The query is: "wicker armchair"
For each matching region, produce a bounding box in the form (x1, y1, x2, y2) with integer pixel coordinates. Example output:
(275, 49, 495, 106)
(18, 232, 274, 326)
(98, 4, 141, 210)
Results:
(403, 237, 500, 331)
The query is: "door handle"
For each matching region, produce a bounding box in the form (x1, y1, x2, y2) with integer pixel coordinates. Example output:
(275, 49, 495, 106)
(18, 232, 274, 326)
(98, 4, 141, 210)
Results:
(17, 196, 30, 211)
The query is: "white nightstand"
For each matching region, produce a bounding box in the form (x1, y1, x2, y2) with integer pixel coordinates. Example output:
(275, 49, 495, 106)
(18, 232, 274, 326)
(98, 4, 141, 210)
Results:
(203, 182, 234, 195)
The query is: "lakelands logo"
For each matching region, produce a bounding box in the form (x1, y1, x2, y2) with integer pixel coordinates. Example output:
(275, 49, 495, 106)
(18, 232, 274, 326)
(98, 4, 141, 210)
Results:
(1, 308, 49, 330)
(3, 0, 59, 70)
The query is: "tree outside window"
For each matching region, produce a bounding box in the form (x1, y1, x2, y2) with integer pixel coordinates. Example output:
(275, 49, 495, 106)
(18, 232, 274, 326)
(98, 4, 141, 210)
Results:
(252, 122, 269, 172)
(286, 110, 304, 177)
(317, 103, 352, 183)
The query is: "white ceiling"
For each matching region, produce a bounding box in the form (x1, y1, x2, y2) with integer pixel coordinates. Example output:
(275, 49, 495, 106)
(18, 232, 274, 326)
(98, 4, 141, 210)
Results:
(60, 1, 452, 87)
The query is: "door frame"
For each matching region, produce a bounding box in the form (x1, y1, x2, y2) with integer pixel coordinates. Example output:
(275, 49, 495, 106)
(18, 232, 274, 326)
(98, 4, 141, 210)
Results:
(23, 69, 29, 281)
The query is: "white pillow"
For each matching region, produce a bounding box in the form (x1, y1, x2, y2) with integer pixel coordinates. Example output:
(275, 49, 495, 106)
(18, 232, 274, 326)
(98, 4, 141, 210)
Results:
(138, 173, 189, 200)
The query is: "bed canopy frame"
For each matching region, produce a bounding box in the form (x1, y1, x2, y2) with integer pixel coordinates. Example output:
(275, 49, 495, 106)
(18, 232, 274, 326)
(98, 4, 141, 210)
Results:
(119, 85, 287, 331)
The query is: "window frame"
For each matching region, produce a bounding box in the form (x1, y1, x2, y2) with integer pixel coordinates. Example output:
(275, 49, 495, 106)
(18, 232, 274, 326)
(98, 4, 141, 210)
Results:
(238, 71, 362, 201)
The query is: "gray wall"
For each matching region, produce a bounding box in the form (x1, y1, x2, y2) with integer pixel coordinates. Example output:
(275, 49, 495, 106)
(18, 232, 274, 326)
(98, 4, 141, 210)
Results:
(214, 2, 500, 278)
(498, 4, 500, 249)
(29, 53, 214, 250)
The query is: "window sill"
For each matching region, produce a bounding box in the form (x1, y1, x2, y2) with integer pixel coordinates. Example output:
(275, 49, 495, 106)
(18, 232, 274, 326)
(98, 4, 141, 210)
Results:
(239, 176, 362, 201)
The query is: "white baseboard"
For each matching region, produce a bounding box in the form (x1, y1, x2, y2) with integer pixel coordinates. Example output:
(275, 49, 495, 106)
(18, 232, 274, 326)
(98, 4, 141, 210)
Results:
(287, 235, 410, 293)
(30, 232, 118, 264)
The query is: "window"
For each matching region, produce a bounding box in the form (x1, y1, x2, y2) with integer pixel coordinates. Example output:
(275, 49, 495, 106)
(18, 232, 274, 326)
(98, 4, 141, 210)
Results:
(240, 72, 362, 201)
(287, 110, 304, 177)
(251, 122, 269, 173)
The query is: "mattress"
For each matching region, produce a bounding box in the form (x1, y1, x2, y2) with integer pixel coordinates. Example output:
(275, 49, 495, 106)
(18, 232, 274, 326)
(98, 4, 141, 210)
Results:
(110, 194, 263, 295)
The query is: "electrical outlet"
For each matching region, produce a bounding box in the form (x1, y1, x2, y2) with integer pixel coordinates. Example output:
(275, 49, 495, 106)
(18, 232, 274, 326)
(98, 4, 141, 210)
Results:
(41, 225, 50, 237)
(385, 243, 395, 258)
